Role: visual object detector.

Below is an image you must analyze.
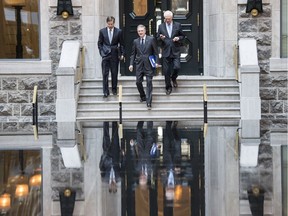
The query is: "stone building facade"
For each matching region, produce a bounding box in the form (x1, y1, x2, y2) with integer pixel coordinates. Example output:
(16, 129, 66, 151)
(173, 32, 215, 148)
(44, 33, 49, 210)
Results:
(0, 0, 287, 215)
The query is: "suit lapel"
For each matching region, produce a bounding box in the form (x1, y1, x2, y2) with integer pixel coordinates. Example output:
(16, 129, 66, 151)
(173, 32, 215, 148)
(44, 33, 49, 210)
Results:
(163, 24, 170, 37)
(105, 29, 111, 44)
(111, 28, 117, 44)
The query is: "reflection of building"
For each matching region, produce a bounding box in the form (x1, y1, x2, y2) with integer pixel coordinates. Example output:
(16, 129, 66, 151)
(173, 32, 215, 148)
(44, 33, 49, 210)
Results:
(171, 0, 189, 15)
(0, 0, 287, 215)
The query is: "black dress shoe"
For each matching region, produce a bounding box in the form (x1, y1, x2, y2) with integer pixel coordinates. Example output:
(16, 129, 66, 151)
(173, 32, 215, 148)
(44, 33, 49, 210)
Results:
(112, 91, 117, 95)
(172, 80, 178, 88)
(103, 93, 109, 98)
(166, 88, 172, 95)
(147, 104, 152, 109)
(140, 97, 146, 102)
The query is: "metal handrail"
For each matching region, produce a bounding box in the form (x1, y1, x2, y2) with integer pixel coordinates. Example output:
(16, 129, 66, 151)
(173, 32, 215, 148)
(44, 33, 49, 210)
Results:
(203, 83, 208, 138)
(234, 128, 240, 161)
(74, 46, 85, 108)
(234, 44, 240, 83)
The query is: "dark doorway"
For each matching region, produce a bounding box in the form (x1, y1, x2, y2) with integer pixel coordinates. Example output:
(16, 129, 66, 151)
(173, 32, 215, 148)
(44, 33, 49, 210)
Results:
(119, 0, 203, 76)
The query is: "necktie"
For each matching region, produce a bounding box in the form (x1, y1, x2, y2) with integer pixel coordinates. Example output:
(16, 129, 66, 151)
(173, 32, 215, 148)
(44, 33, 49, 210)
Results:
(109, 29, 112, 43)
(168, 24, 172, 37)
(141, 38, 144, 50)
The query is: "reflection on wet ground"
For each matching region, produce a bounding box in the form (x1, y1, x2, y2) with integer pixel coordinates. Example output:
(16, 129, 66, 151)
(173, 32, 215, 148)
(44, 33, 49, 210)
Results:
(99, 121, 206, 216)
(84, 120, 287, 216)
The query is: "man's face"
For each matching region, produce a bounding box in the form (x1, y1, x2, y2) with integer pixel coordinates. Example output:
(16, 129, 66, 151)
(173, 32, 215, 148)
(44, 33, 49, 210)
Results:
(137, 27, 146, 38)
(165, 16, 173, 25)
(107, 20, 115, 30)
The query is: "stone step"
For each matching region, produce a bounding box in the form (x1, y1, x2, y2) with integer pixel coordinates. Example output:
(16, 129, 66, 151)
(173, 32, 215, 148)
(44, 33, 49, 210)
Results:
(80, 84, 239, 94)
(76, 113, 241, 121)
(77, 107, 240, 118)
(77, 76, 240, 121)
(81, 76, 238, 86)
(78, 92, 240, 101)
(77, 100, 240, 109)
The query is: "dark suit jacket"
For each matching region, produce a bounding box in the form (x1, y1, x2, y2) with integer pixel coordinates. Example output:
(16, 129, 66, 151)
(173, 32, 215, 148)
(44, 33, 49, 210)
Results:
(156, 21, 185, 58)
(129, 35, 159, 73)
(98, 27, 125, 60)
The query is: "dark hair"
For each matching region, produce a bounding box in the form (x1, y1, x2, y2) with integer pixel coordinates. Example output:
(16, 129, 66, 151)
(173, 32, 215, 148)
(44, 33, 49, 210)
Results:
(106, 16, 115, 23)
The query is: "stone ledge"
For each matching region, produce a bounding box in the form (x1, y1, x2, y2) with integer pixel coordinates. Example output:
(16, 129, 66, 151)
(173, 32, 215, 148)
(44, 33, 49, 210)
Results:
(271, 131, 288, 146)
(270, 58, 288, 72)
(49, 0, 82, 7)
(0, 60, 52, 75)
(0, 133, 53, 149)
(238, 0, 270, 4)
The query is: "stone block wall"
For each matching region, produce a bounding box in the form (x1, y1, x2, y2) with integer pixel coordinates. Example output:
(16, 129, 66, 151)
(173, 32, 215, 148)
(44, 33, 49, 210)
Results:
(0, 76, 56, 132)
(49, 6, 84, 201)
(238, 5, 272, 73)
(238, 4, 288, 200)
(51, 146, 84, 200)
(49, 8, 82, 73)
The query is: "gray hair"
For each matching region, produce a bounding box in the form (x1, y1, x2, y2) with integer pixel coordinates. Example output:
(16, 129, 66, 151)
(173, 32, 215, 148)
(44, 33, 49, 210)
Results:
(163, 10, 173, 18)
(137, 24, 146, 30)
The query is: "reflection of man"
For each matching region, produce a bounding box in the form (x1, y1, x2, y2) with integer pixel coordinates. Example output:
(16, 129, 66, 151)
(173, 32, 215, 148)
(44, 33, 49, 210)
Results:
(129, 25, 159, 109)
(100, 122, 121, 193)
(98, 16, 125, 98)
(157, 10, 185, 95)
(136, 121, 155, 189)
(162, 121, 182, 200)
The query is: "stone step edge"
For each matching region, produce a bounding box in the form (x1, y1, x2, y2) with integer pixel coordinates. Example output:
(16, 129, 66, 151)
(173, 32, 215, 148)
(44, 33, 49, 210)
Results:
(79, 92, 240, 96)
(80, 84, 239, 88)
(77, 99, 240, 104)
(77, 107, 240, 112)
(76, 115, 241, 120)
(82, 76, 238, 81)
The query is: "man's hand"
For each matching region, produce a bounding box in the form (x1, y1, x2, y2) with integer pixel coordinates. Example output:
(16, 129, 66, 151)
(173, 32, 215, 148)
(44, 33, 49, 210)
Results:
(172, 37, 179, 42)
(129, 65, 133, 72)
(160, 34, 166, 40)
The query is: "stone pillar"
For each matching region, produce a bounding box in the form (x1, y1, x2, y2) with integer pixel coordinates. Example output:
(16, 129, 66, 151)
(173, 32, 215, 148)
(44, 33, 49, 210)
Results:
(82, 0, 119, 79)
(271, 131, 287, 216)
(238, 38, 261, 167)
(205, 0, 237, 77)
(56, 41, 82, 168)
(205, 126, 240, 216)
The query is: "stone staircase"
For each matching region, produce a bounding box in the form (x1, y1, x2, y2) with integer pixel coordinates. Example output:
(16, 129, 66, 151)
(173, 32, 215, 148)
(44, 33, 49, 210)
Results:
(76, 76, 241, 123)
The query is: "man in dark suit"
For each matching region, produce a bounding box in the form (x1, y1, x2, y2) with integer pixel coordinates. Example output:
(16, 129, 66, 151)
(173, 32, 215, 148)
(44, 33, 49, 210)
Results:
(129, 24, 159, 109)
(99, 121, 121, 193)
(98, 16, 125, 98)
(157, 10, 186, 95)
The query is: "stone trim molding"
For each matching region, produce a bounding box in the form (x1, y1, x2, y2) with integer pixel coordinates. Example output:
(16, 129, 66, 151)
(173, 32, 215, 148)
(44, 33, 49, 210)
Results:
(0, 60, 52, 75)
(0, 133, 52, 149)
(48, 0, 82, 7)
(238, 0, 270, 4)
(270, 58, 288, 72)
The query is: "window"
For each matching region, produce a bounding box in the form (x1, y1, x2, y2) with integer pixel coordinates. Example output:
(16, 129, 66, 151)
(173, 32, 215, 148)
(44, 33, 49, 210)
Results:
(282, 146, 287, 216)
(281, 0, 288, 57)
(0, 0, 39, 59)
(0, 150, 42, 215)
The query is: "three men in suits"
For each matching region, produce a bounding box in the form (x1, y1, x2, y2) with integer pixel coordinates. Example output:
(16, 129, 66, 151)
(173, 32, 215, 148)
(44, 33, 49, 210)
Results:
(98, 16, 125, 98)
(129, 25, 159, 109)
(157, 10, 186, 95)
